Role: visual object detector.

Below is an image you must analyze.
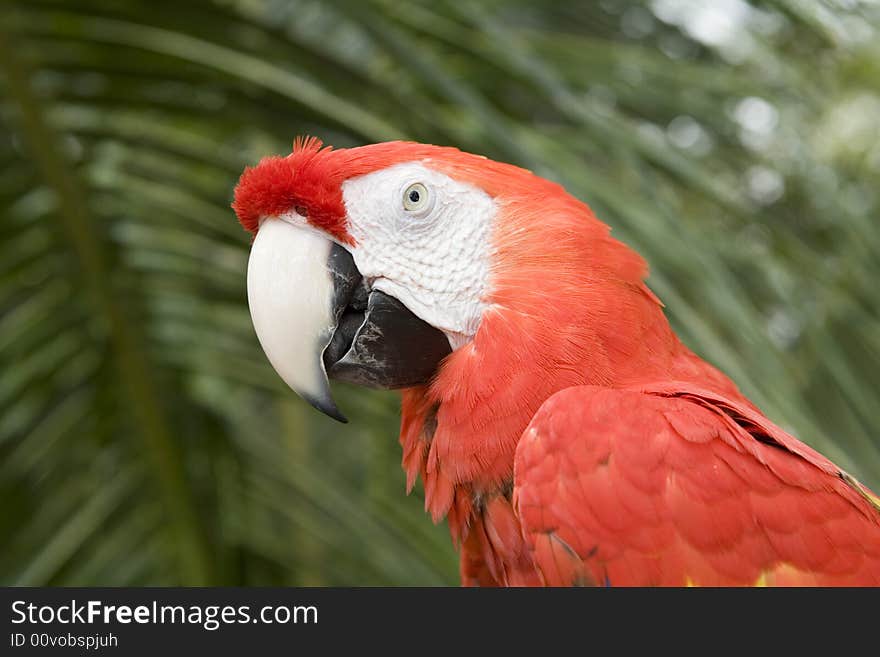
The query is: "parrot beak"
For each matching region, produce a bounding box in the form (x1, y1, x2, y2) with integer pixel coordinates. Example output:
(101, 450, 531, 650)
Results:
(247, 217, 451, 423)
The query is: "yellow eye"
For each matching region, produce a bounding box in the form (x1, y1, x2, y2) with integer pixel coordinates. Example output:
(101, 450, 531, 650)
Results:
(403, 183, 429, 212)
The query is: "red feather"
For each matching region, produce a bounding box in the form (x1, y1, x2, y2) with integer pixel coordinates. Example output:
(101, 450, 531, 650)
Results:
(514, 386, 880, 586)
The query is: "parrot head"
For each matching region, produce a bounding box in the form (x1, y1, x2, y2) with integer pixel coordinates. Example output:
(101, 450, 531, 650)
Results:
(233, 137, 657, 429)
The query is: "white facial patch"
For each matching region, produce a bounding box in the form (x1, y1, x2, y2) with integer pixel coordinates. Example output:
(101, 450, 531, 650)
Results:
(342, 162, 495, 349)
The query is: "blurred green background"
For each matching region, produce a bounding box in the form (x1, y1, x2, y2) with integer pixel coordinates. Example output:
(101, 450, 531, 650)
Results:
(1, 0, 879, 586)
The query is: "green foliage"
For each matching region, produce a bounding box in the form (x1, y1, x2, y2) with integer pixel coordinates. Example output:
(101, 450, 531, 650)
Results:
(1, 0, 878, 585)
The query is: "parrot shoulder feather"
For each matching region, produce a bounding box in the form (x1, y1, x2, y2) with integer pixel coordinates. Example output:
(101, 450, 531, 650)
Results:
(513, 384, 880, 586)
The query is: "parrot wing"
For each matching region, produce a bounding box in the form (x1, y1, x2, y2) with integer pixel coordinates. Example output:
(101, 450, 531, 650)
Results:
(513, 383, 880, 586)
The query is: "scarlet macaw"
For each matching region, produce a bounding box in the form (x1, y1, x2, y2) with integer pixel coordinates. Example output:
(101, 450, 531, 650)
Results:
(233, 138, 880, 586)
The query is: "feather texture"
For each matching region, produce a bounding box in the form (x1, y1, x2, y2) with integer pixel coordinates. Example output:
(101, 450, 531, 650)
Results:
(514, 385, 880, 586)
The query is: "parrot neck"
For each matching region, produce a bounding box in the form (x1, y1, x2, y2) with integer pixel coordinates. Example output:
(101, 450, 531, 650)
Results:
(398, 254, 744, 551)
(396, 186, 746, 557)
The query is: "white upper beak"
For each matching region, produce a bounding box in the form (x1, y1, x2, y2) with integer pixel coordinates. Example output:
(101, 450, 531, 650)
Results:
(247, 218, 345, 421)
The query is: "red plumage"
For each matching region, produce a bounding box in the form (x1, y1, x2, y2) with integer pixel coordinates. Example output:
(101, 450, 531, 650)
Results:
(515, 385, 880, 585)
(234, 139, 880, 586)
(232, 137, 352, 242)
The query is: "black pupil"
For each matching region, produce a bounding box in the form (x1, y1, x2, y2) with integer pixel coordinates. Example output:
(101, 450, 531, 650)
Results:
(408, 189, 420, 203)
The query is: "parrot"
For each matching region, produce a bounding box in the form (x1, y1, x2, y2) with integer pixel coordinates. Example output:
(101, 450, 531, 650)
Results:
(233, 137, 880, 586)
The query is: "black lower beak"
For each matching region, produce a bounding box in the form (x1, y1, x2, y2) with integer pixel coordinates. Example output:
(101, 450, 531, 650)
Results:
(323, 245, 452, 392)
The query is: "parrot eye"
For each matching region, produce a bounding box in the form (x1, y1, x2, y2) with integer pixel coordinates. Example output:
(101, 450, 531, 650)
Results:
(402, 182, 430, 213)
